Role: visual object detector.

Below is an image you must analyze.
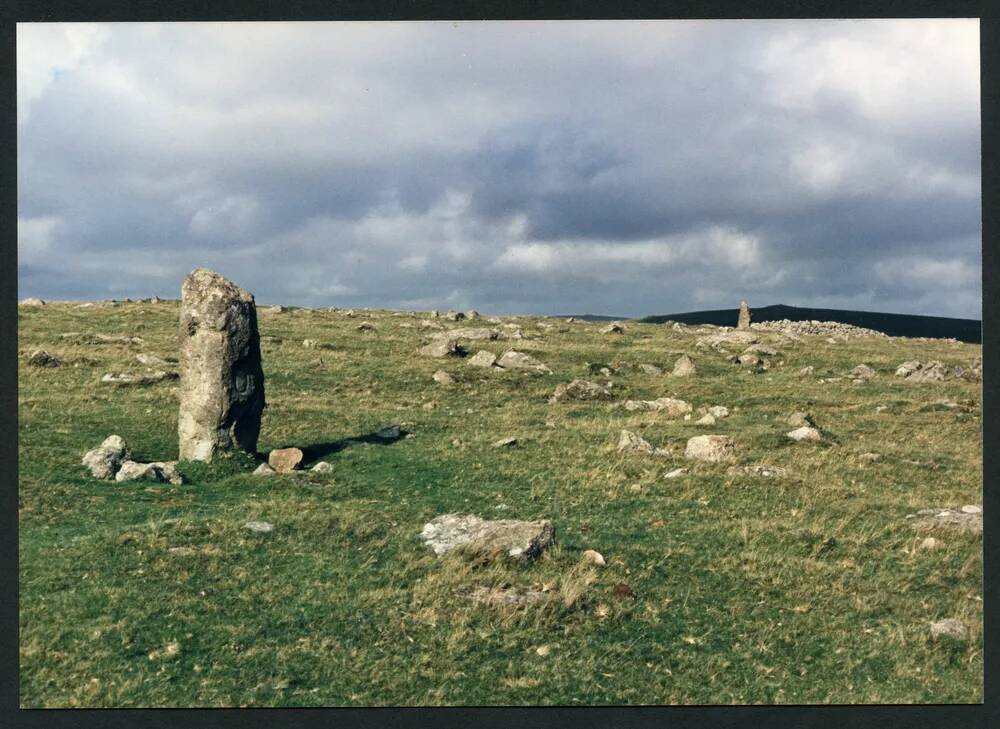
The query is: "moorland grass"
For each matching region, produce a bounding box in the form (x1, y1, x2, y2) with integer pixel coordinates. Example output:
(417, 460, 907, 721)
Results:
(18, 302, 982, 706)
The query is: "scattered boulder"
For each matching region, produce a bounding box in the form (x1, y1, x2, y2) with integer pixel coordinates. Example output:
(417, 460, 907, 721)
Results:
(895, 360, 978, 383)
(115, 460, 184, 485)
(550, 379, 613, 403)
(618, 430, 670, 456)
(736, 353, 761, 368)
(622, 397, 692, 417)
(419, 513, 555, 561)
(849, 364, 876, 380)
(252, 463, 277, 476)
(497, 350, 552, 374)
(787, 426, 822, 442)
(600, 322, 625, 334)
(929, 618, 968, 640)
(374, 424, 402, 441)
(310, 461, 334, 474)
(101, 370, 178, 386)
(753, 319, 886, 338)
(785, 412, 815, 428)
(581, 549, 606, 567)
(684, 435, 736, 463)
(465, 310, 480, 320)
(268, 447, 304, 473)
(432, 370, 455, 384)
(695, 414, 716, 426)
(637, 363, 663, 375)
(672, 354, 696, 377)
(419, 338, 463, 358)
(81, 435, 131, 480)
(19, 297, 46, 307)
(467, 351, 498, 368)
(356, 321, 376, 332)
(178, 269, 265, 462)
(27, 349, 61, 368)
(705, 405, 730, 418)
(444, 310, 466, 321)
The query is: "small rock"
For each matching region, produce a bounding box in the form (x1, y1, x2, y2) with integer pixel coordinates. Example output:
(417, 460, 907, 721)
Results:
(438, 327, 498, 341)
(419, 338, 463, 358)
(101, 370, 178, 386)
(919, 537, 943, 551)
(617, 430, 662, 456)
(465, 310, 480, 320)
(444, 310, 466, 321)
(81, 435, 131, 480)
(496, 350, 552, 374)
(310, 461, 334, 474)
(637, 363, 663, 375)
(493, 437, 518, 448)
(432, 369, 455, 384)
(600, 322, 625, 334)
(785, 412, 815, 428)
(736, 353, 761, 368)
(672, 354, 696, 377)
(929, 618, 967, 640)
(581, 549, 606, 567)
(787, 426, 822, 442)
(268, 447, 304, 473)
(623, 397, 692, 417)
(910, 507, 982, 533)
(252, 463, 277, 476)
(664, 468, 687, 479)
(419, 513, 555, 561)
(685, 435, 736, 463)
(961, 505, 982, 514)
(859, 452, 881, 462)
(850, 364, 876, 379)
(468, 351, 498, 368)
(706, 406, 730, 418)
(245, 521, 274, 533)
(798, 366, 815, 376)
(375, 424, 402, 441)
(27, 349, 61, 368)
(115, 460, 184, 485)
(550, 379, 613, 403)
(19, 297, 46, 306)
(695, 414, 716, 426)
(356, 321, 376, 332)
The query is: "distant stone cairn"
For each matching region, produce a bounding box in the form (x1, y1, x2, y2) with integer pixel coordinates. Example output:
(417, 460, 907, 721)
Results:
(178, 268, 266, 462)
(737, 300, 751, 331)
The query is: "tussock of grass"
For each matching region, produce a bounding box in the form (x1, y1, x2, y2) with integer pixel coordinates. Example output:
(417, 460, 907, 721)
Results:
(18, 302, 982, 706)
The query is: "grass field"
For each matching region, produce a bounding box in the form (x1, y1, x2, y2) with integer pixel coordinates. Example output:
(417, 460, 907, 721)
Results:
(18, 300, 983, 706)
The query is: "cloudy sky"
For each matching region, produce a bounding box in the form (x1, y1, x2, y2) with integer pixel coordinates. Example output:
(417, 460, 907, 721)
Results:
(17, 20, 981, 318)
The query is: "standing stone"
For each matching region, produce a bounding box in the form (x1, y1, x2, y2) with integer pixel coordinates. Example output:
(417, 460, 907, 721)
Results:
(737, 300, 751, 331)
(178, 269, 265, 462)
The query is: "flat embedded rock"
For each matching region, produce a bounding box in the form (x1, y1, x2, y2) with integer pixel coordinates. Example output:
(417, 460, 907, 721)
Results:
(637, 363, 663, 375)
(268, 447, 304, 473)
(672, 354, 696, 377)
(310, 461, 334, 474)
(623, 397, 691, 417)
(101, 370, 178, 386)
(420, 513, 555, 561)
(252, 463, 277, 476)
(493, 437, 518, 448)
(419, 338, 462, 358)
(27, 349, 61, 368)
(929, 618, 967, 640)
(437, 327, 497, 341)
(684, 435, 736, 463)
(909, 507, 982, 534)
(115, 460, 184, 485)
(244, 520, 274, 533)
(600, 322, 625, 334)
(432, 369, 455, 384)
(467, 351, 498, 368)
(618, 430, 669, 456)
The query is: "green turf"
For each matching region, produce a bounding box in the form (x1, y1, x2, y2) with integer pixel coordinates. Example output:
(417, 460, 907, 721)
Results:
(18, 302, 982, 706)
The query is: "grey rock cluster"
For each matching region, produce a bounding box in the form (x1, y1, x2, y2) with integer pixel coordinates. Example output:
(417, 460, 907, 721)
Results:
(752, 319, 888, 338)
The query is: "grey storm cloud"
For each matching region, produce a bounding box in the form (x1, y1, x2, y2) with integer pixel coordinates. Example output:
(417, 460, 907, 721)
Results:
(17, 19, 981, 318)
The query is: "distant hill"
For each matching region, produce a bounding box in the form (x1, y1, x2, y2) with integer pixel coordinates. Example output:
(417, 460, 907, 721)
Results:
(638, 304, 981, 344)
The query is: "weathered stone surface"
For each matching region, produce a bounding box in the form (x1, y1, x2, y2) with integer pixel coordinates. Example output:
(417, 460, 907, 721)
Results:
(101, 370, 178, 386)
(787, 426, 822, 442)
(27, 349, 61, 367)
(82, 435, 131, 480)
(245, 520, 274, 533)
(664, 467, 687, 479)
(684, 435, 736, 463)
(19, 297, 46, 307)
(310, 461, 334, 474)
(493, 436, 518, 448)
(582, 549, 606, 566)
(115, 460, 184, 485)
(706, 406, 730, 418)
(785, 411, 815, 428)
(178, 269, 265, 462)
(468, 350, 498, 368)
(896, 361, 922, 377)
(637, 363, 663, 375)
(695, 414, 716, 425)
(696, 330, 758, 349)
(753, 319, 887, 338)
(375, 424, 402, 441)
(497, 350, 551, 373)
(444, 310, 466, 321)
(420, 513, 555, 561)
(269, 447, 304, 473)
(623, 397, 692, 417)
(356, 321, 377, 332)
(432, 369, 455, 384)
(850, 364, 876, 379)
(672, 354, 696, 377)
(465, 310, 480, 320)
(909, 506, 982, 534)
(736, 353, 761, 368)
(549, 379, 613, 403)
(419, 338, 463, 358)
(737, 300, 751, 330)
(600, 322, 625, 334)
(618, 430, 670, 456)
(252, 463, 277, 476)
(929, 618, 968, 640)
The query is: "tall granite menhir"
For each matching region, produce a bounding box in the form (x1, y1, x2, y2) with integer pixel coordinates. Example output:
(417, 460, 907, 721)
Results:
(737, 300, 752, 331)
(178, 269, 266, 461)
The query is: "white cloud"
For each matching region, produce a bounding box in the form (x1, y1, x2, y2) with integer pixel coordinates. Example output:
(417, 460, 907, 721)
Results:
(17, 215, 60, 267)
(17, 23, 109, 123)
